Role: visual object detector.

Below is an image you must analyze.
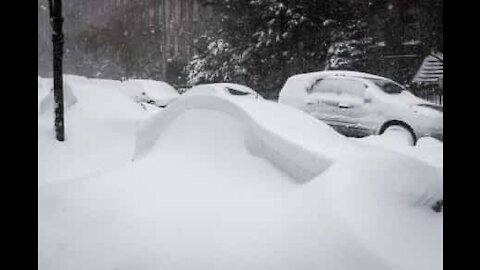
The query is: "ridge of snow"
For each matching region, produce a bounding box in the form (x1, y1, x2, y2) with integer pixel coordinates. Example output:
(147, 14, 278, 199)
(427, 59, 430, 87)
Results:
(39, 77, 442, 270)
(134, 94, 340, 183)
(38, 79, 78, 115)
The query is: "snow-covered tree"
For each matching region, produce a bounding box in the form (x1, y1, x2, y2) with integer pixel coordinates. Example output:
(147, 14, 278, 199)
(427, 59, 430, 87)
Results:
(185, 0, 375, 98)
(186, 37, 247, 85)
(325, 19, 376, 71)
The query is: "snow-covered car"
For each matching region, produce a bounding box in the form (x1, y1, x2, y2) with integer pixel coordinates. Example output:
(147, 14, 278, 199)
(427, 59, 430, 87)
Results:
(39, 87, 442, 270)
(279, 70, 443, 144)
(120, 79, 180, 108)
(184, 83, 264, 99)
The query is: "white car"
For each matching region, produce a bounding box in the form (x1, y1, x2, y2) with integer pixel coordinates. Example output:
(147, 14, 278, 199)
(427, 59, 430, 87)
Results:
(184, 83, 264, 99)
(279, 71, 443, 144)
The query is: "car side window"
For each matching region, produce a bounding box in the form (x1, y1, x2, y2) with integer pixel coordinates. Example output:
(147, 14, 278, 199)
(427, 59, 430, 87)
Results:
(370, 79, 404, 94)
(310, 79, 339, 94)
(382, 82, 403, 94)
(335, 79, 367, 98)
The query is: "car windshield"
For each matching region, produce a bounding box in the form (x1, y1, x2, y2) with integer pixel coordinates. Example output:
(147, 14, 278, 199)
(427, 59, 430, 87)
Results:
(370, 79, 404, 94)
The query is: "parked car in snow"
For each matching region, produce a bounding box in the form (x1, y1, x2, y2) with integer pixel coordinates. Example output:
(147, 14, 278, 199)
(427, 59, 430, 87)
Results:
(120, 79, 180, 108)
(279, 71, 443, 144)
(184, 83, 264, 100)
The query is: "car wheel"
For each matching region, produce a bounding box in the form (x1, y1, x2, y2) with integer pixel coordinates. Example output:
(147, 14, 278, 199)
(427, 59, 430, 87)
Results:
(381, 124, 416, 146)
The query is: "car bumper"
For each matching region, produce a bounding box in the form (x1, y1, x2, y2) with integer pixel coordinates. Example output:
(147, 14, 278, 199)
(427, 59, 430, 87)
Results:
(428, 132, 443, 141)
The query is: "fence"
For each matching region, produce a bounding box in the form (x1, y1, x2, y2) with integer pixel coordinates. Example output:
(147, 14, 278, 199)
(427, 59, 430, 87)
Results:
(410, 84, 443, 105)
(417, 92, 443, 105)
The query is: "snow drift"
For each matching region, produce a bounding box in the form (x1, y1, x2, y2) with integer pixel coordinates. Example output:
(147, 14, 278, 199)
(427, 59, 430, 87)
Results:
(184, 83, 264, 99)
(356, 132, 443, 170)
(134, 94, 345, 183)
(39, 79, 442, 270)
(38, 75, 149, 187)
(38, 79, 78, 115)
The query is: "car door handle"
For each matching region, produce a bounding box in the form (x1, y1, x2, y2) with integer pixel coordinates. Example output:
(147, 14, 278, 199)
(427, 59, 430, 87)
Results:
(338, 103, 353, 109)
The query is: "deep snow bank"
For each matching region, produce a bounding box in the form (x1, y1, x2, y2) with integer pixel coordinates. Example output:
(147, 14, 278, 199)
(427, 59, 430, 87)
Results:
(184, 83, 264, 99)
(38, 76, 149, 186)
(39, 81, 442, 270)
(356, 132, 443, 170)
(316, 155, 442, 270)
(39, 99, 442, 270)
(38, 81, 78, 115)
(134, 94, 346, 183)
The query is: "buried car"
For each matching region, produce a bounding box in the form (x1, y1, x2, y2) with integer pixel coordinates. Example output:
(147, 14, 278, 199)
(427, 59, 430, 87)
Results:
(184, 83, 264, 99)
(279, 71, 443, 145)
(120, 79, 180, 108)
(39, 92, 442, 270)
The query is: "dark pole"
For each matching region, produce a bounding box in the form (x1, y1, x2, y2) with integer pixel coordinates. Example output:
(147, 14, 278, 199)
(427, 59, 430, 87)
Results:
(161, 0, 168, 81)
(48, 0, 65, 141)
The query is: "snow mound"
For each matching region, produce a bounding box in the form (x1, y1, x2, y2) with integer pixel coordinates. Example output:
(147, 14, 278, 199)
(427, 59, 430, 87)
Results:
(120, 79, 179, 107)
(39, 80, 442, 270)
(135, 94, 343, 183)
(38, 81, 78, 115)
(362, 128, 413, 146)
(313, 154, 442, 270)
(38, 76, 149, 187)
(356, 133, 443, 170)
(185, 83, 264, 99)
(38, 77, 50, 105)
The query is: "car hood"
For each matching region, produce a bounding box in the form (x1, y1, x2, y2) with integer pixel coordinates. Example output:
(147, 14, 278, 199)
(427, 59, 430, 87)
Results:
(382, 91, 443, 117)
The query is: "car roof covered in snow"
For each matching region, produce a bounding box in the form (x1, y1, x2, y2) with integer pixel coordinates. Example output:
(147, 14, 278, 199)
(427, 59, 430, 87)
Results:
(279, 70, 402, 101)
(288, 70, 399, 86)
(125, 79, 179, 98)
(186, 83, 263, 99)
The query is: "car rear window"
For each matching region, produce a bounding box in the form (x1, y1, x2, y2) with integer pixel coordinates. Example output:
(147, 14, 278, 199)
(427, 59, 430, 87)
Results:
(226, 87, 251, 96)
(370, 79, 404, 94)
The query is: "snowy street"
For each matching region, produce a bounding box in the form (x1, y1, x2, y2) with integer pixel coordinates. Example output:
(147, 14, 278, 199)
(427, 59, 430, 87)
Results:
(38, 76, 442, 270)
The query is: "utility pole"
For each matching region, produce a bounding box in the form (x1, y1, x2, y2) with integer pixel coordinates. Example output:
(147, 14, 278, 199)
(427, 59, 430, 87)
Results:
(48, 0, 65, 141)
(161, 0, 168, 81)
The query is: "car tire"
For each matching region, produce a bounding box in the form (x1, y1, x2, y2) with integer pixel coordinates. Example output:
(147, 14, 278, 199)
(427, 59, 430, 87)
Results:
(381, 124, 416, 146)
